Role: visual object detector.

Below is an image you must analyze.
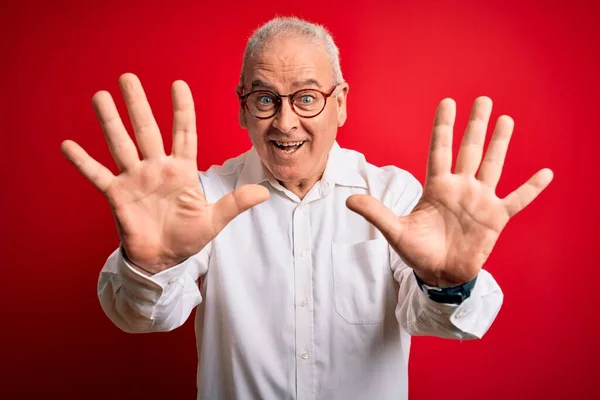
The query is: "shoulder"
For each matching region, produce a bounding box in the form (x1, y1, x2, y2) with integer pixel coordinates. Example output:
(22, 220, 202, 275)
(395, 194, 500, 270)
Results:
(197, 150, 250, 202)
(339, 146, 423, 215)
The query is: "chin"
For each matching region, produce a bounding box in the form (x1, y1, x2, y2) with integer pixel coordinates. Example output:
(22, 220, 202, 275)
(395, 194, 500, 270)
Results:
(268, 164, 305, 183)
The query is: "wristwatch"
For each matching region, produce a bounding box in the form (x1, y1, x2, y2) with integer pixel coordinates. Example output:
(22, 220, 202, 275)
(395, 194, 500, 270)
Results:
(413, 271, 478, 305)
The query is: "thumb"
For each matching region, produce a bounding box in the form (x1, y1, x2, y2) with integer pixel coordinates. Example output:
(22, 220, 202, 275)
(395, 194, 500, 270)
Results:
(212, 184, 270, 232)
(346, 194, 401, 242)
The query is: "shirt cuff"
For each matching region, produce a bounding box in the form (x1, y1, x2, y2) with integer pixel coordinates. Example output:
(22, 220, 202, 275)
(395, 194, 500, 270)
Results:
(117, 246, 191, 303)
(448, 269, 503, 338)
(417, 269, 504, 339)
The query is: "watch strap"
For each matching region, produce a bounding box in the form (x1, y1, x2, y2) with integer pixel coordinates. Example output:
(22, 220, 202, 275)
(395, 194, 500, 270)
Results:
(413, 271, 478, 305)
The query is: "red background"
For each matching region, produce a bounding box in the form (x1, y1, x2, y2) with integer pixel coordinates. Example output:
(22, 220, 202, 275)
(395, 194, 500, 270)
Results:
(2, 0, 598, 398)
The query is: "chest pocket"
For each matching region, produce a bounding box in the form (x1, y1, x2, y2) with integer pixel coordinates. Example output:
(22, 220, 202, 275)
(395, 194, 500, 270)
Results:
(332, 239, 390, 324)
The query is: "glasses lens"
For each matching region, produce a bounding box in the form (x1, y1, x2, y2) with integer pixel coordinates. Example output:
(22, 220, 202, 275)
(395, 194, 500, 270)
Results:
(247, 91, 279, 117)
(292, 90, 326, 117)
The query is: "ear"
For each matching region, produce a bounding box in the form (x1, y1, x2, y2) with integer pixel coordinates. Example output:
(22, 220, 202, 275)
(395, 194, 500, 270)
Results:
(335, 83, 349, 127)
(239, 106, 247, 129)
(236, 84, 247, 129)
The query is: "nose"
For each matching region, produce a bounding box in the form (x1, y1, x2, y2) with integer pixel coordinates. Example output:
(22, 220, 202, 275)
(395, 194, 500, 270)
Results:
(271, 98, 299, 134)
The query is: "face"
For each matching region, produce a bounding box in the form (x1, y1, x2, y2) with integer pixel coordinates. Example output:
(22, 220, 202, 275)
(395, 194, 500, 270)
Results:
(238, 35, 349, 187)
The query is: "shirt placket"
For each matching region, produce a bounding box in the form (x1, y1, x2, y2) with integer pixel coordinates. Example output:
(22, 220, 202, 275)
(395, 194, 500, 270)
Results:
(293, 201, 315, 400)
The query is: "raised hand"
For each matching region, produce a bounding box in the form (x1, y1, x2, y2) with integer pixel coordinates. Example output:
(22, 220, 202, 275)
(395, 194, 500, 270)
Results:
(61, 73, 269, 274)
(347, 97, 553, 287)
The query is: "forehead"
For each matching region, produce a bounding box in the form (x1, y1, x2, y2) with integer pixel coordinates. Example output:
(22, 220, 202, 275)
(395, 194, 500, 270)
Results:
(244, 35, 334, 91)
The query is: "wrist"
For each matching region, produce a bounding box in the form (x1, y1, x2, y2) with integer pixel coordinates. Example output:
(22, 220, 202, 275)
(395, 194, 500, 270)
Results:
(119, 246, 185, 276)
(413, 270, 478, 305)
(413, 269, 477, 288)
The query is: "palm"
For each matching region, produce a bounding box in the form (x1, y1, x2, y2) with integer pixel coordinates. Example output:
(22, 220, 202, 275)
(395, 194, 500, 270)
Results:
(396, 174, 508, 285)
(61, 73, 269, 272)
(347, 97, 553, 286)
(105, 156, 213, 269)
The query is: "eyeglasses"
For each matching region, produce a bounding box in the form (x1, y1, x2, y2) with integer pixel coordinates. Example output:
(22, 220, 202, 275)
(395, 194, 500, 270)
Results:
(237, 84, 339, 119)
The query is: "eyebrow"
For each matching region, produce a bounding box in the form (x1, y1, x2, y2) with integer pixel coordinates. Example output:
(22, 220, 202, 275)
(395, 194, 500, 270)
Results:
(291, 79, 323, 90)
(250, 79, 276, 91)
(249, 78, 324, 92)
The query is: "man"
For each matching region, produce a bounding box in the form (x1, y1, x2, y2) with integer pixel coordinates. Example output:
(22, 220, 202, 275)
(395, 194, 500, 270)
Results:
(61, 17, 552, 400)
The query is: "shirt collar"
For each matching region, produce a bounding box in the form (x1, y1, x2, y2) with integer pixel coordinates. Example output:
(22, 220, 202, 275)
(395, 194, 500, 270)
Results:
(235, 146, 272, 189)
(321, 141, 368, 189)
(235, 141, 367, 190)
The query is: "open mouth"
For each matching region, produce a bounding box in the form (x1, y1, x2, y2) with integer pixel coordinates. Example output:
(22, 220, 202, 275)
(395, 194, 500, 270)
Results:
(271, 140, 306, 154)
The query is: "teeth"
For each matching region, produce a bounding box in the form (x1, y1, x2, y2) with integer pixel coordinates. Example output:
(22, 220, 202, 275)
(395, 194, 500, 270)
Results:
(275, 141, 305, 147)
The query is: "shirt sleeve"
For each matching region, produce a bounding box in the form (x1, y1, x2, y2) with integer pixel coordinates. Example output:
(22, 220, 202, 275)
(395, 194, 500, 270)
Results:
(392, 261, 503, 339)
(390, 174, 503, 340)
(97, 243, 211, 333)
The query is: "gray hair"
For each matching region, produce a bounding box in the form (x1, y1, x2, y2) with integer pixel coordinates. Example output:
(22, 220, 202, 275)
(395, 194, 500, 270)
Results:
(239, 16, 344, 87)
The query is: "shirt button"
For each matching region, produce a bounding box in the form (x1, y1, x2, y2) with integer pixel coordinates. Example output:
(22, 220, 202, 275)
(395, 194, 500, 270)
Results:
(456, 309, 467, 318)
(300, 249, 307, 257)
(168, 277, 178, 285)
(300, 299, 308, 307)
(301, 352, 309, 360)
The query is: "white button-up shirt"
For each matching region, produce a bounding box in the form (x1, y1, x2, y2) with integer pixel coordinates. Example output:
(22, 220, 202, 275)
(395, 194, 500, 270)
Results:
(98, 142, 503, 400)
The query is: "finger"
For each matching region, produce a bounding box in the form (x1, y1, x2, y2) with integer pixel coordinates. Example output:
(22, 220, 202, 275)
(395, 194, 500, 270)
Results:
(171, 80, 197, 160)
(212, 185, 270, 232)
(92, 90, 140, 171)
(503, 168, 554, 218)
(426, 98, 456, 179)
(119, 73, 165, 159)
(346, 194, 402, 243)
(455, 96, 493, 175)
(477, 115, 514, 188)
(61, 140, 115, 193)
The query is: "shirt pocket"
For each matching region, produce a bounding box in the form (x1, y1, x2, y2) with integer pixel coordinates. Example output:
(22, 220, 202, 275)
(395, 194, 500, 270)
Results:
(332, 239, 390, 324)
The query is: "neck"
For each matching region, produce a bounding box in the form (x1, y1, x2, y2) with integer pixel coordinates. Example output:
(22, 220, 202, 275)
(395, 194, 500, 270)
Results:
(279, 174, 323, 200)
(270, 153, 331, 200)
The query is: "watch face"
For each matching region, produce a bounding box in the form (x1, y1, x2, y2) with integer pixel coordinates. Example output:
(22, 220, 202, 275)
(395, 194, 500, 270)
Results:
(428, 291, 464, 305)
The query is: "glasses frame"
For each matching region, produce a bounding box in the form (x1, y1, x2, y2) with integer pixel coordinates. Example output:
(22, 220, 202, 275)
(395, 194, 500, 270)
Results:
(237, 84, 339, 119)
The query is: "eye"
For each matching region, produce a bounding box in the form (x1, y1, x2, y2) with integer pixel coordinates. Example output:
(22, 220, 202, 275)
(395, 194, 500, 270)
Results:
(300, 95, 314, 104)
(293, 90, 320, 107)
(258, 96, 274, 105)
